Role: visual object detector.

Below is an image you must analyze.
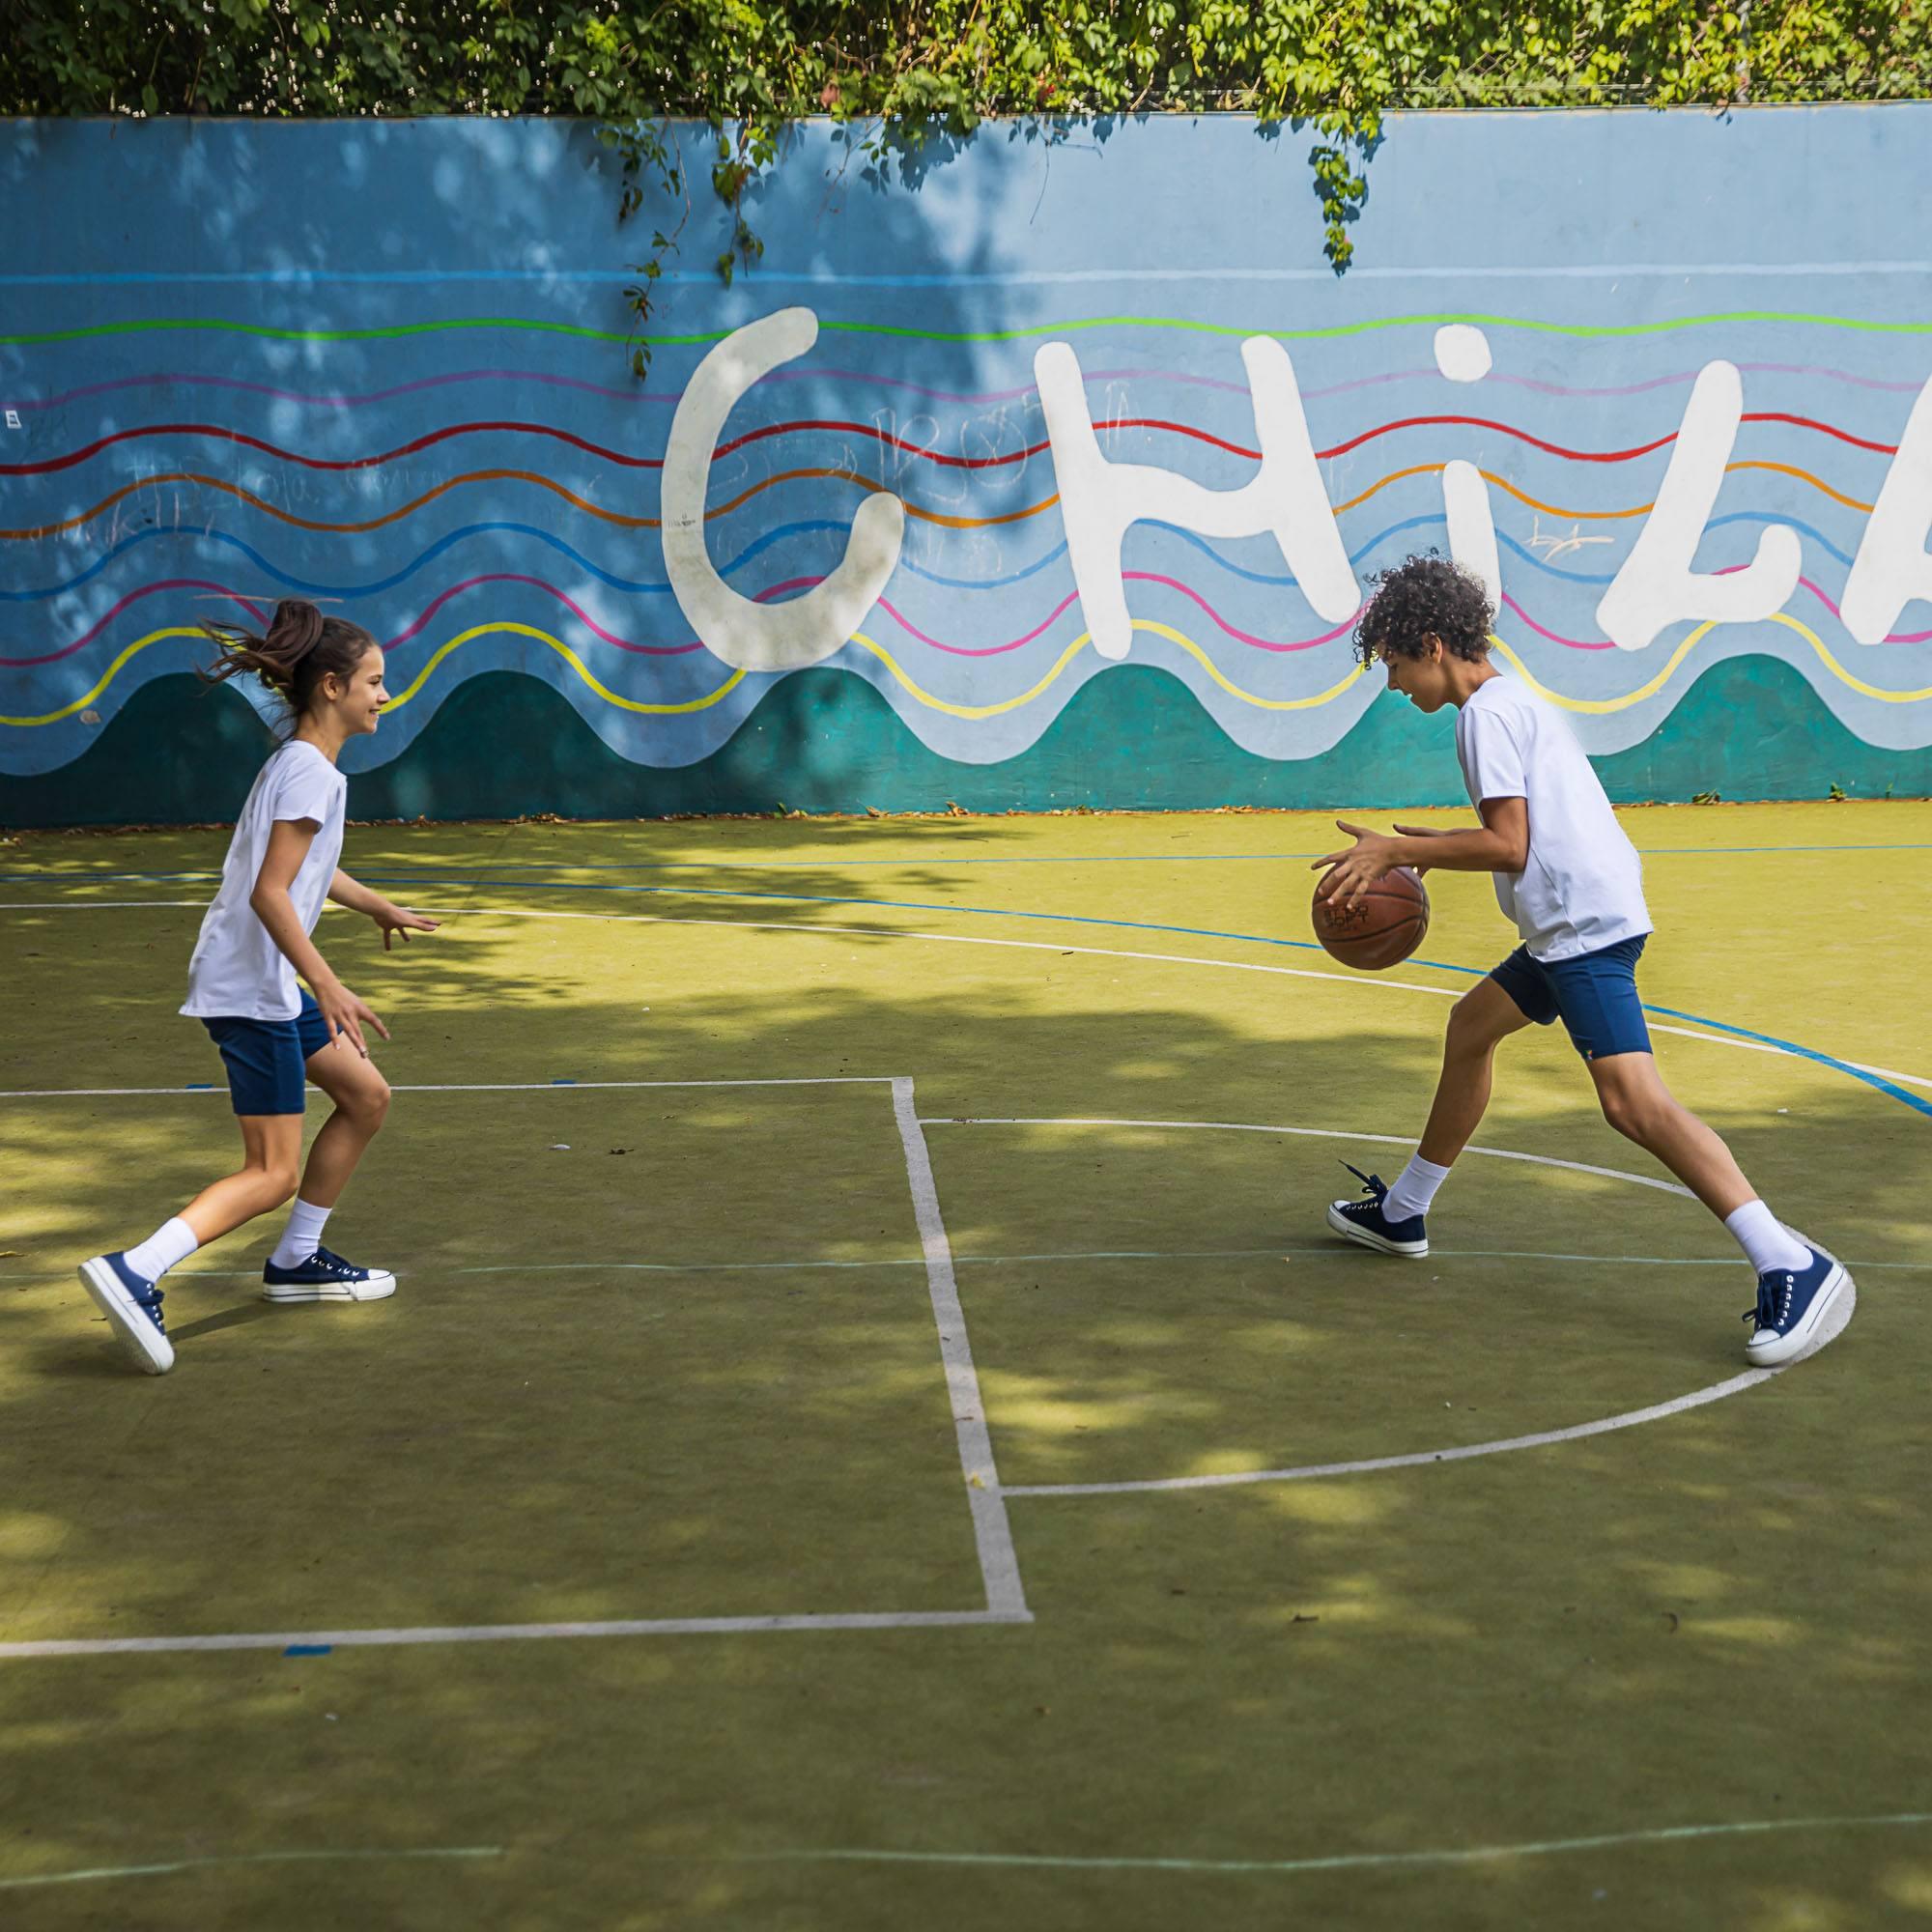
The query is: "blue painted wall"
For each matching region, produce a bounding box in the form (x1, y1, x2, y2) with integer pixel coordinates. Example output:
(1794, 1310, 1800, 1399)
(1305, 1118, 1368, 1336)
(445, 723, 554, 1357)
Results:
(3, 108, 1930, 820)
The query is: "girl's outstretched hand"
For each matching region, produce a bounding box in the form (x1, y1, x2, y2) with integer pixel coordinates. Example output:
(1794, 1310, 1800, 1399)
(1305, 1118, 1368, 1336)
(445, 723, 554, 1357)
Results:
(374, 901, 440, 952)
(318, 980, 390, 1058)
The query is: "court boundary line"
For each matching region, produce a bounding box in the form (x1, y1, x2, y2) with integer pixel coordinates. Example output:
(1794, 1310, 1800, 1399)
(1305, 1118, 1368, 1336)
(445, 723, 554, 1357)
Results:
(0, 1072, 1035, 1662)
(6, 894, 1926, 1095)
(892, 1077, 1030, 1619)
(920, 1115, 1850, 1498)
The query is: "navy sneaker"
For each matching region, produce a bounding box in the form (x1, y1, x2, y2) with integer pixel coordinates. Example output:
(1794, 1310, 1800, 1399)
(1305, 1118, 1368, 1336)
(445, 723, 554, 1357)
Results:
(76, 1252, 175, 1375)
(1325, 1162, 1430, 1258)
(262, 1245, 397, 1305)
(1744, 1240, 1851, 1365)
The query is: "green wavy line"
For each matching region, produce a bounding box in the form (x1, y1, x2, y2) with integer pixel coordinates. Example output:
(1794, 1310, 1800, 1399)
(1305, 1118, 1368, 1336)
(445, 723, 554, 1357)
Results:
(6, 309, 1932, 350)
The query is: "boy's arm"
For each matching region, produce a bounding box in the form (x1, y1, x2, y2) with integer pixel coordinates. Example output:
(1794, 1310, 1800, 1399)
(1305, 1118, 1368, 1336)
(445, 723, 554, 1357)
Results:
(1314, 798, 1527, 908)
(328, 867, 440, 952)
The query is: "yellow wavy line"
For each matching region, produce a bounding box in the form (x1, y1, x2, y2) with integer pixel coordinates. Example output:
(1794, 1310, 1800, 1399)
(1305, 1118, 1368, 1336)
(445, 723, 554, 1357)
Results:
(1492, 611, 1932, 714)
(0, 627, 207, 726)
(8, 611, 1928, 732)
(381, 623, 747, 716)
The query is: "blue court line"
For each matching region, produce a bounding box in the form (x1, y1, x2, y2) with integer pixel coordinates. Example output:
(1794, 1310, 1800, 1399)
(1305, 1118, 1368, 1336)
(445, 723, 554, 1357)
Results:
(2, 845, 1929, 892)
(1, 864, 1924, 1116)
(299, 870, 1932, 1120)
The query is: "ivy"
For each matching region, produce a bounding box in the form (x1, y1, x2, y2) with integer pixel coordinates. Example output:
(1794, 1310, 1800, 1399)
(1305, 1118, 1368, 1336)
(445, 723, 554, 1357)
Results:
(5, 3, 1927, 351)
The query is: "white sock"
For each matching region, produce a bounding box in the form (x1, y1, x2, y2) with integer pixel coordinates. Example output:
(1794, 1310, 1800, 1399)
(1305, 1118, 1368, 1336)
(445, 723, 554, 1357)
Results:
(270, 1199, 333, 1269)
(1383, 1153, 1453, 1224)
(123, 1216, 199, 1284)
(1724, 1200, 1809, 1276)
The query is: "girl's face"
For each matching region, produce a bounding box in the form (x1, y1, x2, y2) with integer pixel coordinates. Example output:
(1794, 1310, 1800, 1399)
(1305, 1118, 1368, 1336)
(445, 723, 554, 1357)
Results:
(320, 644, 389, 737)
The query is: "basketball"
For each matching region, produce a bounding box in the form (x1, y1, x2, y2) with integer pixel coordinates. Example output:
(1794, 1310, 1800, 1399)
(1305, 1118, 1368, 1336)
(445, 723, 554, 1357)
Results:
(1311, 866, 1430, 970)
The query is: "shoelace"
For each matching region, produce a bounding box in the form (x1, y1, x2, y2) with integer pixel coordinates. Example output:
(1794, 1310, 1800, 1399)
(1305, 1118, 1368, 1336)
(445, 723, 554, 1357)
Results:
(307, 1246, 363, 1279)
(1742, 1271, 1795, 1333)
(134, 1285, 166, 1333)
(1340, 1161, 1389, 1210)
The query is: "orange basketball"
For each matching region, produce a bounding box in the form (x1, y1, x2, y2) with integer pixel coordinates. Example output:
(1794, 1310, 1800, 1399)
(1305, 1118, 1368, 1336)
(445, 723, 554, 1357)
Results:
(1311, 865, 1430, 971)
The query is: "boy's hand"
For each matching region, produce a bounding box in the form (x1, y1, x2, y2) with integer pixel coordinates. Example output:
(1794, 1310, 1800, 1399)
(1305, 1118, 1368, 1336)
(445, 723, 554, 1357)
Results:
(316, 980, 390, 1058)
(1312, 819, 1405, 910)
(372, 901, 440, 952)
(1391, 822, 1449, 876)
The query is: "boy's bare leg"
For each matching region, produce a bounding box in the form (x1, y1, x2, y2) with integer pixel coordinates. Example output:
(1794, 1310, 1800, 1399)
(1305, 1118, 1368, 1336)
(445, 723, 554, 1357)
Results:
(1416, 977, 1537, 1166)
(1585, 1052, 1755, 1218)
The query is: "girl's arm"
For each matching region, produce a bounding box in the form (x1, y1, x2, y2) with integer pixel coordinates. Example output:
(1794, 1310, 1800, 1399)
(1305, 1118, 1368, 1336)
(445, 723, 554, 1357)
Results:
(1314, 798, 1529, 908)
(249, 821, 388, 1056)
(328, 868, 440, 952)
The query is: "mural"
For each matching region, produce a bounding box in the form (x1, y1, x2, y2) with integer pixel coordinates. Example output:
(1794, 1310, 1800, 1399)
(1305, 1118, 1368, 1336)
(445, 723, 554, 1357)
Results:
(3, 110, 1931, 819)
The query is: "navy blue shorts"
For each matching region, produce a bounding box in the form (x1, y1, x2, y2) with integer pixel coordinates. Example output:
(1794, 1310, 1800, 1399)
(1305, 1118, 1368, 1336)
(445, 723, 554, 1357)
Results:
(1489, 935, 1652, 1061)
(201, 990, 332, 1115)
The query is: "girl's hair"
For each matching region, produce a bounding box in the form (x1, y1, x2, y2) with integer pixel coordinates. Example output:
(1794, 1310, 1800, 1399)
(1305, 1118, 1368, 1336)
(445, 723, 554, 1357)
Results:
(199, 599, 380, 718)
(1351, 554, 1495, 666)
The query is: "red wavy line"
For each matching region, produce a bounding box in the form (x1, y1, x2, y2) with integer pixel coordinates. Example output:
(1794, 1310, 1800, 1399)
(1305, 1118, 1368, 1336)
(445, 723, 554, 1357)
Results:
(2, 409, 1900, 478)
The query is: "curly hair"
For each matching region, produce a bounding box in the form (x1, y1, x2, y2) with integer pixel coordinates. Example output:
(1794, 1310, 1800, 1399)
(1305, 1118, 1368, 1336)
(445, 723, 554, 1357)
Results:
(1351, 554, 1495, 667)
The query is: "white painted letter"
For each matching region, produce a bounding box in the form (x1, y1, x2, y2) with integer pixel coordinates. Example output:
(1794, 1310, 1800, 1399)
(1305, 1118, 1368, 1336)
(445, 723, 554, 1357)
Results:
(1842, 371, 1932, 645)
(1035, 337, 1357, 660)
(663, 307, 904, 671)
(1594, 359, 1800, 652)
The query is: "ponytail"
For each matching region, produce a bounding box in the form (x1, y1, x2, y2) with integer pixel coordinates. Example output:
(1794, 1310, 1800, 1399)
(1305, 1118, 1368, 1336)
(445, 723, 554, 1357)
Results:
(200, 599, 378, 722)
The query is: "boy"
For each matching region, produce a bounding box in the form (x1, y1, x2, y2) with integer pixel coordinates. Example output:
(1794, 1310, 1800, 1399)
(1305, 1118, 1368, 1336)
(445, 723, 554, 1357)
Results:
(1312, 554, 1848, 1366)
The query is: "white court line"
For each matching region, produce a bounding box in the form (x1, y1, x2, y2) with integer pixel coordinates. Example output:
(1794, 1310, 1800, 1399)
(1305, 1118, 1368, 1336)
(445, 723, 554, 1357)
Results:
(922, 1114, 1855, 1498)
(0, 1608, 1028, 1662)
(921, 1116, 1699, 1198)
(689, 1808, 1932, 1878)
(892, 1077, 1031, 1622)
(0, 1846, 504, 1891)
(5, 895, 1930, 1090)
(1003, 1369, 1784, 1497)
(0, 1076, 893, 1099)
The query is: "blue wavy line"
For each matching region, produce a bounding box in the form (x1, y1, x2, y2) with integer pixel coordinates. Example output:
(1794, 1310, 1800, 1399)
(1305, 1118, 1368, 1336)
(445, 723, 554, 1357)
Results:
(4, 507, 1859, 606)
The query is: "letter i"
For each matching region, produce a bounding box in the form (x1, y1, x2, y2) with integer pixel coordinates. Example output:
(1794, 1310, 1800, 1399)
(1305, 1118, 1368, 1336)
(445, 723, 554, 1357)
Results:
(1434, 326, 1501, 615)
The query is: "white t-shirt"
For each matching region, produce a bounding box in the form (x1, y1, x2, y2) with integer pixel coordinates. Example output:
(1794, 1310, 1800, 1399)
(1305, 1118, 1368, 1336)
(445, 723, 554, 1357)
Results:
(1454, 673, 1650, 963)
(180, 740, 348, 1021)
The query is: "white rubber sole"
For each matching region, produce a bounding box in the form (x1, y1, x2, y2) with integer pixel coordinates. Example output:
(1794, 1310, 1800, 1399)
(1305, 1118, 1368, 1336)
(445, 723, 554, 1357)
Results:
(262, 1268, 397, 1305)
(77, 1257, 175, 1375)
(1325, 1203, 1430, 1258)
(1747, 1256, 1853, 1367)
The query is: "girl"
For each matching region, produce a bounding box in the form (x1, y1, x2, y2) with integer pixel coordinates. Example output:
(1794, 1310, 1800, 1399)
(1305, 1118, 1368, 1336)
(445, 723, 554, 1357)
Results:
(77, 600, 439, 1375)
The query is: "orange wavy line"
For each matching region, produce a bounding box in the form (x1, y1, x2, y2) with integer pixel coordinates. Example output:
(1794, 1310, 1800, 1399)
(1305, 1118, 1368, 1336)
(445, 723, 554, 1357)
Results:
(0, 459, 1865, 542)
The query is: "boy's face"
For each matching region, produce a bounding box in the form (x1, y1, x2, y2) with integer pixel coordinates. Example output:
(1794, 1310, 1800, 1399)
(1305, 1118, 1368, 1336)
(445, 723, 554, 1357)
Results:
(1378, 636, 1457, 713)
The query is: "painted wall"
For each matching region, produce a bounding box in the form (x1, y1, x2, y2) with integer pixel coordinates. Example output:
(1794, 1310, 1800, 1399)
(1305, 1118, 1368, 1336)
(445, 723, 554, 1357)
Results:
(3, 108, 1931, 823)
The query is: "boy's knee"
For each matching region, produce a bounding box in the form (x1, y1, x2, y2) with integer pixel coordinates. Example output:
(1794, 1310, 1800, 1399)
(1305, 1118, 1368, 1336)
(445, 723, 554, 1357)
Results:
(1597, 1084, 1662, 1144)
(264, 1161, 301, 1205)
(355, 1080, 392, 1130)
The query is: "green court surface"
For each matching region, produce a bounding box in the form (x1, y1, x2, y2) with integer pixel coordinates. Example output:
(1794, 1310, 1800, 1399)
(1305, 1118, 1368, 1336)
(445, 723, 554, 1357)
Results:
(1, 799, 1928, 1931)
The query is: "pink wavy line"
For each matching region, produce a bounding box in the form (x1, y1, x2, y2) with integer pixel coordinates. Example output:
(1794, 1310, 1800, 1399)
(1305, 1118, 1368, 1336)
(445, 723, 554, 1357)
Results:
(13, 566, 1926, 673)
(14, 359, 1922, 416)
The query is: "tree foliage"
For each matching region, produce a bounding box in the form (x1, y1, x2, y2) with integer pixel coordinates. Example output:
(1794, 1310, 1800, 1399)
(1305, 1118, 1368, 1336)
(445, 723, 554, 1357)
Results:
(6, 2, 1927, 323)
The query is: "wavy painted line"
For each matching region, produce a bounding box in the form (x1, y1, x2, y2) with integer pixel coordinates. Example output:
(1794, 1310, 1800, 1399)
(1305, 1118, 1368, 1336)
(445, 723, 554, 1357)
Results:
(11, 310, 1932, 350)
(1, 455, 1873, 550)
(4, 407, 1902, 479)
(1492, 611, 1932, 713)
(0, 464, 1055, 544)
(19, 554, 1927, 676)
(15, 359, 1924, 419)
(26, 600, 1922, 734)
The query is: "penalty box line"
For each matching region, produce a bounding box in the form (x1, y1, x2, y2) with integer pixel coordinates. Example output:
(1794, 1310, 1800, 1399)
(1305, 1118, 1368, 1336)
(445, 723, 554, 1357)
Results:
(0, 1072, 1034, 1661)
